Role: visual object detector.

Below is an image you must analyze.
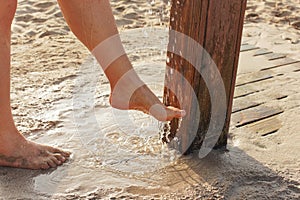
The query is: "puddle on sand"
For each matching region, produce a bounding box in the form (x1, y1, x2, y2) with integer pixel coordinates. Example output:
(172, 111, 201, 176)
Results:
(31, 99, 181, 196)
(29, 27, 189, 196)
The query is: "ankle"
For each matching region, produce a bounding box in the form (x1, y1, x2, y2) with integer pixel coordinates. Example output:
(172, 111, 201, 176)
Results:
(110, 70, 144, 95)
(0, 121, 19, 135)
(104, 55, 139, 90)
(108, 71, 145, 110)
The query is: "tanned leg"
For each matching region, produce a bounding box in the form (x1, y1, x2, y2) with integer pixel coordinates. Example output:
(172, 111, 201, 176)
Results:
(0, 0, 70, 170)
(57, 0, 186, 121)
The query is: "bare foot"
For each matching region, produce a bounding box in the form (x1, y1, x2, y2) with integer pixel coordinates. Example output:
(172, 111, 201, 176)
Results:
(0, 129, 70, 170)
(110, 80, 186, 121)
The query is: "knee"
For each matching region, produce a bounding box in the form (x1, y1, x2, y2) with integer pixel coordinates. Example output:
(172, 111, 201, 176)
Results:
(0, 0, 18, 27)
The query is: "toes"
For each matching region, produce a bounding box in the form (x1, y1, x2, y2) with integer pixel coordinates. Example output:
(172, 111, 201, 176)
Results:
(167, 106, 186, 118)
(52, 156, 62, 166)
(39, 146, 70, 169)
(49, 152, 68, 166)
(38, 154, 64, 170)
(47, 158, 57, 168)
(40, 162, 51, 170)
(54, 153, 66, 164)
(55, 150, 71, 159)
(47, 146, 71, 158)
(149, 104, 186, 121)
(61, 151, 71, 158)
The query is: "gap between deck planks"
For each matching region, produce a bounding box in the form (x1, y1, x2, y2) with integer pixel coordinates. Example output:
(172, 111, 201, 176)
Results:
(231, 44, 300, 137)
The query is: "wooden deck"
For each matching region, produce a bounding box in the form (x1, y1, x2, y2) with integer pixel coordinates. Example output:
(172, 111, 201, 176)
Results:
(231, 44, 300, 137)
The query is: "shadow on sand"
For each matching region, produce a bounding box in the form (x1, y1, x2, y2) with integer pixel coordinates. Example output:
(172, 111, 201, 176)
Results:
(0, 143, 299, 199)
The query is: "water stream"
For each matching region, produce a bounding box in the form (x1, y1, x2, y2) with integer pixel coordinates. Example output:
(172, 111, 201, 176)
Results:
(29, 28, 189, 196)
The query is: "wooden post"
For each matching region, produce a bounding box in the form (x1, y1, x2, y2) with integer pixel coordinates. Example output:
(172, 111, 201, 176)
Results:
(163, 0, 247, 154)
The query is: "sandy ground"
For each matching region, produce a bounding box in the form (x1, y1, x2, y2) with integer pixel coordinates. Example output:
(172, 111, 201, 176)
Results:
(0, 0, 299, 199)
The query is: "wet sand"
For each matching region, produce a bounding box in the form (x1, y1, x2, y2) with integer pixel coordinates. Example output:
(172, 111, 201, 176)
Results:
(0, 0, 299, 199)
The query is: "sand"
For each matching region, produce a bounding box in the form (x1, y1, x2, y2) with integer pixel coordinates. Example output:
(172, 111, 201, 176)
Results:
(0, 0, 299, 199)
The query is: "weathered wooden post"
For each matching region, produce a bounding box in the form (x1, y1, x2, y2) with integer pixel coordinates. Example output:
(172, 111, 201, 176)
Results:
(163, 0, 247, 154)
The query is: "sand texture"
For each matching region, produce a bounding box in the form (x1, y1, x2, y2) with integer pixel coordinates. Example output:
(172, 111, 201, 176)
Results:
(0, 0, 299, 199)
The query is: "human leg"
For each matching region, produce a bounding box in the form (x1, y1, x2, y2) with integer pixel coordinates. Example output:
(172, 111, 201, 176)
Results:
(0, 0, 70, 170)
(57, 0, 185, 121)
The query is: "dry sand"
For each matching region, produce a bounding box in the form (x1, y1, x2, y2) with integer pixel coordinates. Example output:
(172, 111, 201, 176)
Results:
(0, 0, 299, 199)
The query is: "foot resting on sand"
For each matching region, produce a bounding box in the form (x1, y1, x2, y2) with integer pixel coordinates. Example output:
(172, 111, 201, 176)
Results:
(0, 129, 70, 170)
(0, 0, 70, 170)
(0, 0, 184, 171)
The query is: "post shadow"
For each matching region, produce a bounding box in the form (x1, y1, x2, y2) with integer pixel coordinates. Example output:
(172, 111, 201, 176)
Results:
(157, 145, 300, 199)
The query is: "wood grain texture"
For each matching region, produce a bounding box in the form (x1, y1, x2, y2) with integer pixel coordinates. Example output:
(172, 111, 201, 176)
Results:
(232, 105, 283, 128)
(163, 0, 247, 153)
(247, 116, 282, 137)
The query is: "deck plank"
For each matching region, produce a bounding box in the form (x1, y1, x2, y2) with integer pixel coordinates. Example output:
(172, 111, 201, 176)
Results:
(231, 44, 299, 140)
(232, 105, 283, 128)
(240, 44, 260, 52)
(234, 84, 260, 98)
(266, 53, 287, 61)
(236, 70, 274, 86)
(246, 116, 282, 137)
(253, 48, 273, 56)
(238, 50, 299, 74)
